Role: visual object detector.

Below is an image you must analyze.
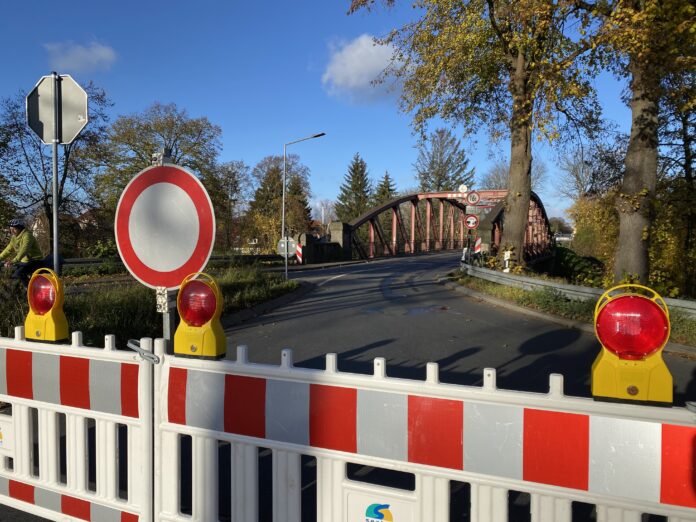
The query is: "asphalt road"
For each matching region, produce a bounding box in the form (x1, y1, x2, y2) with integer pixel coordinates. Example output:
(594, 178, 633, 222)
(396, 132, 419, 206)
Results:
(226, 252, 696, 403)
(4, 252, 696, 521)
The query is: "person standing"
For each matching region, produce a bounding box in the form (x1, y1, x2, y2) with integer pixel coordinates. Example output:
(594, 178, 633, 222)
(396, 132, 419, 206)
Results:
(0, 218, 45, 286)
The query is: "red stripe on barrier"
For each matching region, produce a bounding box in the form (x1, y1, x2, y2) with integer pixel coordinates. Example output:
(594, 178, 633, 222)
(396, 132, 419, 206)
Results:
(60, 356, 90, 409)
(408, 396, 463, 470)
(224, 375, 266, 437)
(61, 495, 91, 520)
(8, 480, 34, 504)
(122, 512, 139, 522)
(523, 409, 589, 490)
(6, 350, 33, 399)
(661, 424, 696, 508)
(168, 368, 187, 424)
(309, 384, 357, 452)
(121, 363, 140, 418)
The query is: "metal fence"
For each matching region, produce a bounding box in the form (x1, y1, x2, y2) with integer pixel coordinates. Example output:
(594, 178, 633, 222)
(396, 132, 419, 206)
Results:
(464, 265, 696, 319)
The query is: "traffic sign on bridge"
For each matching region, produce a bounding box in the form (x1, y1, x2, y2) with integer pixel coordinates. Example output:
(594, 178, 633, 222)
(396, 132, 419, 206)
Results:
(115, 165, 216, 290)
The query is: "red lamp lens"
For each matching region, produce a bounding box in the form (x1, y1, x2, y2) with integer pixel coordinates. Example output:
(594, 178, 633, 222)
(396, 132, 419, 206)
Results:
(179, 280, 217, 327)
(29, 275, 56, 315)
(595, 295, 669, 360)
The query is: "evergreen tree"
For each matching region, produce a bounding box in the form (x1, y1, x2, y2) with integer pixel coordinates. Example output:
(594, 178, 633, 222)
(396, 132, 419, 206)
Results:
(373, 171, 397, 206)
(286, 174, 312, 236)
(414, 128, 475, 192)
(335, 153, 372, 223)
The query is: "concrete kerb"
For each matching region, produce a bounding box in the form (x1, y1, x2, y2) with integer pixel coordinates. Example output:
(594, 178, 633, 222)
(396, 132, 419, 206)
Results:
(437, 275, 696, 359)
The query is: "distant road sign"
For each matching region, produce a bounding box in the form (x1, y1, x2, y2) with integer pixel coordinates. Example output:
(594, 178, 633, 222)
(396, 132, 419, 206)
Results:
(465, 214, 479, 230)
(466, 191, 481, 205)
(277, 237, 297, 258)
(115, 165, 216, 290)
(26, 74, 88, 144)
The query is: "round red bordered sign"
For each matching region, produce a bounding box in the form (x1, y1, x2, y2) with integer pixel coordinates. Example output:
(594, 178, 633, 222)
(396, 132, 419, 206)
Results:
(465, 214, 479, 229)
(115, 165, 215, 290)
(466, 191, 481, 205)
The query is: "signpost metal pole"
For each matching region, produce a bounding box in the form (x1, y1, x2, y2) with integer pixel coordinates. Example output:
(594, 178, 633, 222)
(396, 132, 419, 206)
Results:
(282, 143, 288, 280)
(51, 72, 60, 275)
(281, 132, 325, 280)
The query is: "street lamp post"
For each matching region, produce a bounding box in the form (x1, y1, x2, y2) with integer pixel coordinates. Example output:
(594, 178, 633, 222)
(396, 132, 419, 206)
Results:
(283, 132, 325, 280)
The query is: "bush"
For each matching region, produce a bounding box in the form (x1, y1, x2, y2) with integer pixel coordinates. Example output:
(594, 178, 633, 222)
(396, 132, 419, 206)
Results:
(0, 266, 299, 348)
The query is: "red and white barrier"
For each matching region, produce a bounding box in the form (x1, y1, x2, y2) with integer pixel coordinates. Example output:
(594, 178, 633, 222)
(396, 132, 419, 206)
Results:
(0, 329, 153, 522)
(152, 343, 696, 522)
(2, 329, 695, 522)
(296, 243, 303, 265)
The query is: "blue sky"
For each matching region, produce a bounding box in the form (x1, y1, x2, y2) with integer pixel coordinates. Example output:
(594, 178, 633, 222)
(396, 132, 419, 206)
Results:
(1, 1, 631, 218)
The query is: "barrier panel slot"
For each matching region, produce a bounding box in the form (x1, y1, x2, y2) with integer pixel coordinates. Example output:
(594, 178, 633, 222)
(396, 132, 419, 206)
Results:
(86, 418, 96, 492)
(258, 446, 272, 522)
(29, 407, 38, 478)
(179, 434, 192, 516)
(117, 423, 128, 500)
(347, 463, 416, 491)
(449, 480, 471, 522)
(508, 489, 530, 522)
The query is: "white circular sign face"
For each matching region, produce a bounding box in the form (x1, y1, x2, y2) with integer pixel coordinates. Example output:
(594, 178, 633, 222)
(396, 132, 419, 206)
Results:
(115, 165, 216, 290)
(129, 183, 199, 272)
(466, 191, 481, 205)
(465, 214, 480, 229)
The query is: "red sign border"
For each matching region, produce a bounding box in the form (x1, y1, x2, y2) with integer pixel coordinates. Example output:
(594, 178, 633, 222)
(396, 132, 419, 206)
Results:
(115, 165, 215, 290)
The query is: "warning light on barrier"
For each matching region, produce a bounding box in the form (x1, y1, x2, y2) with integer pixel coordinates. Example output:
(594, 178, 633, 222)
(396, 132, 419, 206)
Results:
(174, 273, 225, 359)
(25, 268, 68, 342)
(591, 284, 672, 405)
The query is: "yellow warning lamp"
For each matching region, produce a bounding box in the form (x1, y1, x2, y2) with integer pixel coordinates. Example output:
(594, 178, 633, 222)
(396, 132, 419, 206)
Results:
(25, 268, 68, 342)
(174, 273, 226, 359)
(591, 284, 672, 405)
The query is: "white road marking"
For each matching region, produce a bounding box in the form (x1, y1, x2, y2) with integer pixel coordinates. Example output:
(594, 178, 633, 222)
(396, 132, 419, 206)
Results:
(317, 273, 347, 287)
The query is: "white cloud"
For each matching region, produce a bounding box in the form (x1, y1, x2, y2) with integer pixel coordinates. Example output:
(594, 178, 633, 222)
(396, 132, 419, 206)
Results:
(44, 41, 116, 73)
(322, 34, 400, 102)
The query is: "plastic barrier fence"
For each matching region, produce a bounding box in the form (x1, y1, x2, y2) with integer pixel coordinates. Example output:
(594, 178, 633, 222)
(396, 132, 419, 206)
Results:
(0, 328, 153, 522)
(152, 341, 696, 522)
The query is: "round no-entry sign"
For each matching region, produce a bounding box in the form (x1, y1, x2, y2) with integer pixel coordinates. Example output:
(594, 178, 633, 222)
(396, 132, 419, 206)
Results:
(115, 165, 215, 290)
(465, 214, 479, 230)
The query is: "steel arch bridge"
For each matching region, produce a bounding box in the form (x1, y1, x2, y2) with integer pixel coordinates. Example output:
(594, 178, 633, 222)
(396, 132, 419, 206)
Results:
(347, 190, 554, 261)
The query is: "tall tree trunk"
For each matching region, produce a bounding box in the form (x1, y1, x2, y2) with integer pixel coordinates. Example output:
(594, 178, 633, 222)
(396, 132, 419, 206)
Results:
(681, 111, 696, 295)
(500, 53, 533, 265)
(613, 62, 658, 283)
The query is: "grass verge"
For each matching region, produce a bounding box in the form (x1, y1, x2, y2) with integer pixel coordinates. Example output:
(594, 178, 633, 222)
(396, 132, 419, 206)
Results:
(453, 273, 696, 347)
(0, 265, 299, 347)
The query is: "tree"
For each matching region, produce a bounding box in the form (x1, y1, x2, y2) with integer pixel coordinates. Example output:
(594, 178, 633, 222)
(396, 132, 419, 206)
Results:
(479, 158, 548, 193)
(549, 216, 573, 234)
(373, 171, 397, 206)
(335, 153, 373, 222)
(312, 199, 337, 227)
(414, 128, 475, 192)
(93, 102, 222, 214)
(201, 160, 252, 252)
(0, 83, 112, 254)
(245, 155, 311, 252)
(558, 138, 626, 200)
(572, 0, 696, 282)
(351, 0, 599, 265)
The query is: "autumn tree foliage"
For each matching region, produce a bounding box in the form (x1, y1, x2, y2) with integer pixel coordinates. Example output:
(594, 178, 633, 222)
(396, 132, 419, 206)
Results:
(572, 0, 696, 282)
(245, 155, 311, 253)
(350, 0, 598, 266)
(92, 102, 222, 215)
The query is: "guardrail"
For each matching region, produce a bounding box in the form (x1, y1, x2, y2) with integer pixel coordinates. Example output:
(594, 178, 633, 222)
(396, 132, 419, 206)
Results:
(463, 265, 696, 319)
